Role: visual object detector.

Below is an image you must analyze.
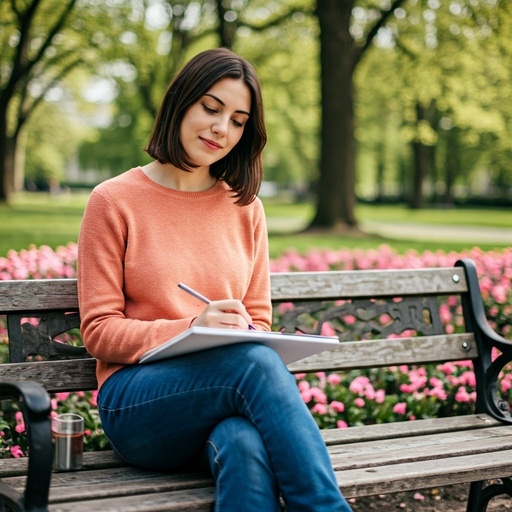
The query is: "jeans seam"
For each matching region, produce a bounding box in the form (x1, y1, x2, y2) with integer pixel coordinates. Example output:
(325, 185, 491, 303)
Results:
(207, 440, 222, 512)
(99, 385, 250, 413)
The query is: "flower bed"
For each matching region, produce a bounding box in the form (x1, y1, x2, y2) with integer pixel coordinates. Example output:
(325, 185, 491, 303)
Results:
(0, 244, 510, 456)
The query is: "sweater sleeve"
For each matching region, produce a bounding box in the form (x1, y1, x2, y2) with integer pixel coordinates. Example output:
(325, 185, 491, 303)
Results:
(77, 189, 194, 365)
(242, 199, 272, 331)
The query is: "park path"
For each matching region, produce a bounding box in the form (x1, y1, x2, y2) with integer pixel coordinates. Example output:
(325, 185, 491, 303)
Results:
(266, 217, 512, 245)
(361, 220, 512, 245)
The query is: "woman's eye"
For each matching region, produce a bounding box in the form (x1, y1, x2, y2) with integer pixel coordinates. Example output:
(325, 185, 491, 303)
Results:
(232, 120, 243, 128)
(202, 104, 217, 114)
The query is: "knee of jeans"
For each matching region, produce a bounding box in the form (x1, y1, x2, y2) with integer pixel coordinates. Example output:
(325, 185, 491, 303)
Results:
(209, 417, 266, 460)
(234, 343, 286, 374)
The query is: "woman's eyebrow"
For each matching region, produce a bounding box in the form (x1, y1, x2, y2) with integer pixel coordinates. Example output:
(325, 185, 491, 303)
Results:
(204, 93, 250, 116)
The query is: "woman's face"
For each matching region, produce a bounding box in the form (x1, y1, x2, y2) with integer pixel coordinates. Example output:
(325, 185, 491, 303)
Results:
(179, 78, 251, 172)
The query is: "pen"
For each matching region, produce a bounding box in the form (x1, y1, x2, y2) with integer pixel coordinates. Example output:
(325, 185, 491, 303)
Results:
(178, 283, 256, 330)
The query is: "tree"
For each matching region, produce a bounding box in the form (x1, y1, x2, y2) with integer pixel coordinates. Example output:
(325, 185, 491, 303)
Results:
(309, 0, 406, 232)
(0, 0, 131, 202)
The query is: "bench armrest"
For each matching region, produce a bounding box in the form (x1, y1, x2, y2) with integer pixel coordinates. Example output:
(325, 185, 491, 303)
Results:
(0, 381, 52, 512)
(456, 259, 512, 424)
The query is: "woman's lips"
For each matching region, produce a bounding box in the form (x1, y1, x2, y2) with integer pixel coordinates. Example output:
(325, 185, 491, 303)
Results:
(200, 137, 223, 150)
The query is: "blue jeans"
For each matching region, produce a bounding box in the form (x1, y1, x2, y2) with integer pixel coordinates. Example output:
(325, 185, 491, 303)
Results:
(98, 343, 352, 512)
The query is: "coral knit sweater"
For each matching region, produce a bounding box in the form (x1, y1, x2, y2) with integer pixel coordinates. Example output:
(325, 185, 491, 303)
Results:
(77, 168, 272, 390)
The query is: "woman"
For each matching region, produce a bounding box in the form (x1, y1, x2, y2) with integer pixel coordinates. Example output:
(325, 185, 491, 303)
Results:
(78, 47, 352, 512)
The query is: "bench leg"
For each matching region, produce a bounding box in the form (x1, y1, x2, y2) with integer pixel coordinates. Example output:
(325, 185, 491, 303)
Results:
(467, 478, 512, 512)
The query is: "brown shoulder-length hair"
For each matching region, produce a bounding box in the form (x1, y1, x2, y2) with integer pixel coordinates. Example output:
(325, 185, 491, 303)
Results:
(145, 48, 266, 205)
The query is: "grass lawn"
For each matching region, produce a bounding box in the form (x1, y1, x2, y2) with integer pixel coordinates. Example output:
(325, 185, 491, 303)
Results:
(0, 192, 510, 259)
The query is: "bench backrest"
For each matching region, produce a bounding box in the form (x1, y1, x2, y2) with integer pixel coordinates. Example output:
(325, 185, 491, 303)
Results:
(0, 266, 479, 393)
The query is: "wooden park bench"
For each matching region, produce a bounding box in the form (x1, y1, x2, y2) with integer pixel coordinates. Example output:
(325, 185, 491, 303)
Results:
(0, 258, 511, 511)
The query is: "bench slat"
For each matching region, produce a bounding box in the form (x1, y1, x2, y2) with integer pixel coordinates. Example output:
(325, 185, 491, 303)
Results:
(48, 487, 215, 512)
(330, 426, 512, 470)
(337, 449, 512, 498)
(4, 467, 212, 504)
(0, 279, 78, 312)
(270, 267, 468, 301)
(0, 267, 468, 313)
(288, 333, 477, 373)
(0, 359, 97, 392)
(321, 414, 500, 445)
(0, 333, 478, 392)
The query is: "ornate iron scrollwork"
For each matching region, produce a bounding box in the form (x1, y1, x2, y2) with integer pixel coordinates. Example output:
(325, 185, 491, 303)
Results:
(276, 296, 443, 340)
(7, 312, 88, 363)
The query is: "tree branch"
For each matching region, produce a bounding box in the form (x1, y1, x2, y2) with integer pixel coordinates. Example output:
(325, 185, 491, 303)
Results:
(354, 0, 407, 66)
(6, 0, 43, 96)
(28, 0, 77, 76)
(15, 57, 83, 135)
(243, 5, 315, 32)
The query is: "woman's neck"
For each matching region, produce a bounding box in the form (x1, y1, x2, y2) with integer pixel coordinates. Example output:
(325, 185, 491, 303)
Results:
(141, 161, 217, 192)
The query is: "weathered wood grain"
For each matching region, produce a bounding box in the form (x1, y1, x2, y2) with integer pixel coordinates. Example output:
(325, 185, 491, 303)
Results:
(337, 449, 512, 498)
(4, 467, 212, 503)
(0, 267, 468, 313)
(270, 267, 468, 301)
(329, 428, 512, 470)
(0, 279, 78, 312)
(288, 333, 478, 373)
(321, 414, 500, 445)
(49, 486, 215, 512)
(0, 359, 97, 392)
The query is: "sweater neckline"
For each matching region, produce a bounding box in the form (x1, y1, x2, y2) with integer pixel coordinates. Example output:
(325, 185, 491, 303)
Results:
(133, 167, 226, 199)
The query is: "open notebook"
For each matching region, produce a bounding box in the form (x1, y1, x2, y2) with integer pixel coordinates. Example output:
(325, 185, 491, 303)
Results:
(139, 326, 339, 365)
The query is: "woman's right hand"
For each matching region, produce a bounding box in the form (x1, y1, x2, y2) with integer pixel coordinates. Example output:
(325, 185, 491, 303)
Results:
(191, 299, 253, 330)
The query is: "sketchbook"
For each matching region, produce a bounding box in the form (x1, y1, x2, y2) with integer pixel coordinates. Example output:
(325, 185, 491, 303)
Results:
(138, 326, 340, 365)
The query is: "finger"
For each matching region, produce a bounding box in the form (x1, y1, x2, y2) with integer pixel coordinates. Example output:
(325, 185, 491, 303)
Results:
(212, 299, 253, 326)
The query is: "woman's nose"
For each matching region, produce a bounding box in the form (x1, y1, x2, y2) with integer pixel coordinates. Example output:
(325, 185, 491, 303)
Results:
(212, 117, 229, 136)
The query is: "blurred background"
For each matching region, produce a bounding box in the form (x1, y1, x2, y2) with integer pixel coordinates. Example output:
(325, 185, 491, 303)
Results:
(1, 0, 511, 256)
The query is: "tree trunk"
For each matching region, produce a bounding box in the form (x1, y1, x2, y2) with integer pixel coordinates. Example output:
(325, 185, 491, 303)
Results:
(0, 102, 13, 203)
(443, 127, 459, 207)
(309, 0, 357, 231)
(410, 103, 431, 209)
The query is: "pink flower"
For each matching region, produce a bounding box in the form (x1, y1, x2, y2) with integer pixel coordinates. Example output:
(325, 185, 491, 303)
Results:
(10, 445, 24, 458)
(437, 362, 455, 375)
(429, 377, 444, 388)
(375, 389, 386, 403)
(321, 323, 336, 336)
(393, 402, 407, 414)
(85, 429, 92, 436)
(459, 371, 476, 388)
(330, 401, 345, 413)
(327, 373, 342, 386)
(15, 423, 25, 433)
(492, 285, 507, 304)
(55, 392, 70, 402)
(312, 403, 328, 415)
(502, 379, 511, 393)
(298, 381, 310, 392)
(349, 376, 369, 394)
(51, 399, 58, 410)
(300, 390, 312, 404)
(294, 373, 307, 380)
(354, 397, 365, 408)
(337, 420, 348, 429)
(400, 383, 413, 393)
(344, 315, 356, 325)
(309, 387, 327, 404)
(15, 412, 23, 422)
(364, 384, 376, 400)
(414, 492, 425, 500)
(455, 386, 471, 403)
